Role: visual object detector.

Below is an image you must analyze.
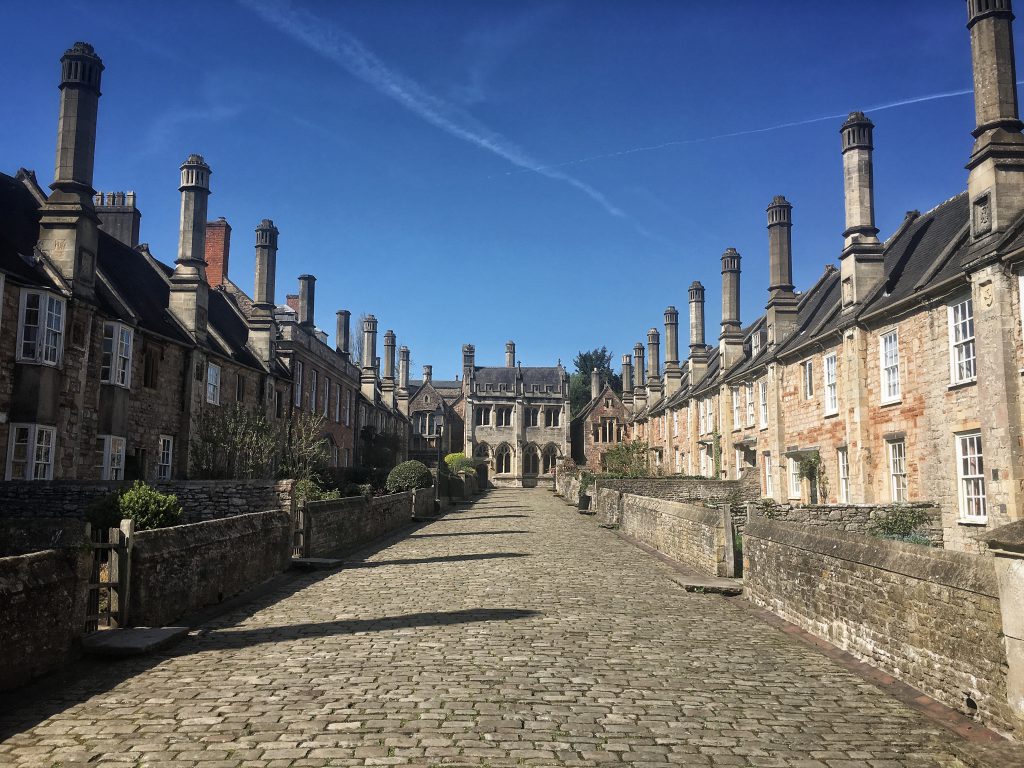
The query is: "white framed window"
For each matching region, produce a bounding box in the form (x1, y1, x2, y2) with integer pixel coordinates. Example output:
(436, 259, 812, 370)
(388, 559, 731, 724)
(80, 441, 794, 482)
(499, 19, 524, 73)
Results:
(802, 360, 814, 399)
(334, 384, 341, 423)
(157, 435, 173, 481)
(880, 330, 901, 404)
(887, 439, 908, 503)
(956, 431, 987, 521)
(948, 298, 976, 385)
(707, 399, 715, 433)
(235, 373, 246, 402)
(323, 378, 331, 418)
(101, 322, 133, 387)
(6, 424, 56, 480)
(100, 435, 126, 481)
(734, 448, 742, 480)
(824, 353, 838, 415)
(672, 410, 679, 437)
(344, 388, 351, 426)
(745, 383, 755, 426)
(310, 370, 318, 414)
(788, 456, 802, 499)
(698, 400, 707, 434)
(759, 380, 769, 427)
(731, 387, 740, 429)
(17, 289, 65, 366)
(751, 332, 762, 358)
(674, 448, 682, 472)
(837, 447, 850, 503)
(206, 363, 221, 405)
(294, 361, 304, 408)
(764, 453, 774, 497)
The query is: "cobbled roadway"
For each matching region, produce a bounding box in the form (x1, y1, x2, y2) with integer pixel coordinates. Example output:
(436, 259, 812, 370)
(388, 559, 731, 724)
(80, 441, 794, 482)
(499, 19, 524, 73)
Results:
(0, 489, 970, 767)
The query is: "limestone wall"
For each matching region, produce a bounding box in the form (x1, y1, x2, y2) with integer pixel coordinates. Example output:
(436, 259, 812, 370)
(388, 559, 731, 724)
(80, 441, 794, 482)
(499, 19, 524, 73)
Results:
(744, 518, 1016, 736)
(129, 510, 292, 627)
(0, 518, 90, 556)
(0, 479, 295, 522)
(0, 546, 91, 690)
(303, 491, 414, 558)
(412, 487, 435, 518)
(735, 501, 943, 545)
(595, 475, 760, 505)
(619, 493, 730, 577)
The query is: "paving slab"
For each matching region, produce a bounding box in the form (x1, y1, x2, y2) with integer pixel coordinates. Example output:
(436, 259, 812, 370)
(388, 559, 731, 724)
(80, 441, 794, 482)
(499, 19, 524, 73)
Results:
(80, 626, 189, 657)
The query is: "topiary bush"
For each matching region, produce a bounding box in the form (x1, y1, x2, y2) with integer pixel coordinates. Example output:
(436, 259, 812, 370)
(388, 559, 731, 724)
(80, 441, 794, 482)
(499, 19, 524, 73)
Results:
(118, 481, 183, 530)
(386, 460, 434, 493)
(444, 452, 466, 472)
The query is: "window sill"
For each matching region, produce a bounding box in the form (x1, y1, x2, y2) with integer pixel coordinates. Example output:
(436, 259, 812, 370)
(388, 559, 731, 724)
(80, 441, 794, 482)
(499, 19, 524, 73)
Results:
(880, 398, 902, 408)
(957, 517, 988, 526)
(948, 379, 977, 391)
(823, 410, 839, 419)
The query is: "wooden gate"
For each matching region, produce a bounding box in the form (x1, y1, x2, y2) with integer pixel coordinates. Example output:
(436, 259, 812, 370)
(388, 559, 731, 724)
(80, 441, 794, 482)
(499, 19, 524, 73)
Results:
(85, 519, 134, 633)
(292, 504, 306, 558)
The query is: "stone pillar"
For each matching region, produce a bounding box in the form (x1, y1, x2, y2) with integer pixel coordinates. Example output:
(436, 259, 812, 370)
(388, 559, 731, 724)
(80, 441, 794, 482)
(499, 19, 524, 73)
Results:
(38, 42, 104, 299)
(298, 275, 315, 328)
(967, 0, 1024, 241)
(766, 197, 799, 345)
(336, 310, 351, 357)
(506, 340, 515, 367)
(168, 154, 212, 343)
(982, 522, 1024, 723)
(720, 248, 743, 369)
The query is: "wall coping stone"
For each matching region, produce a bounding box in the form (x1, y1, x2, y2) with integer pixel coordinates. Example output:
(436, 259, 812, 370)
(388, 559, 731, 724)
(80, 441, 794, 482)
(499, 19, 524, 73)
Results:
(745, 518, 998, 597)
(133, 510, 292, 555)
(621, 493, 722, 528)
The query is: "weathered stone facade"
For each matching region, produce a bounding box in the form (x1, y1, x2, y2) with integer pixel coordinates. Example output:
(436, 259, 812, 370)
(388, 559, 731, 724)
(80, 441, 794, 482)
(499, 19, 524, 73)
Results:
(570, 380, 629, 471)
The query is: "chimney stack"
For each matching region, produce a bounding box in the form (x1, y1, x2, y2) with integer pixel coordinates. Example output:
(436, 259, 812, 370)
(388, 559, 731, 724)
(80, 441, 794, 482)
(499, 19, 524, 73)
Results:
(397, 345, 411, 416)
(462, 344, 476, 383)
(591, 368, 601, 401)
(647, 327, 663, 399)
(423, 364, 433, 383)
(336, 310, 351, 357)
(664, 306, 682, 396)
(621, 354, 634, 407)
(95, 190, 141, 248)
(720, 248, 744, 368)
(838, 117, 885, 308)
(37, 42, 104, 299)
(766, 196, 800, 342)
(168, 154, 212, 342)
(505, 340, 516, 367)
(360, 315, 378, 400)
(249, 219, 279, 366)
(688, 281, 708, 384)
(298, 275, 315, 328)
(967, 0, 1024, 241)
(382, 330, 397, 407)
(632, 341, 647, 410)
(204, 217, 231, 288)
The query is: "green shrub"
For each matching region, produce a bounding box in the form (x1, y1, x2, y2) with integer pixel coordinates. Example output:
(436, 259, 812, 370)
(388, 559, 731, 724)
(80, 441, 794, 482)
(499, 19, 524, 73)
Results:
(118, 481, 182, 530)
(386, 460, 434, 493)
(868, 505, 932, 540)
(444, 452, 465, 471)
(294, 477, 342, 505)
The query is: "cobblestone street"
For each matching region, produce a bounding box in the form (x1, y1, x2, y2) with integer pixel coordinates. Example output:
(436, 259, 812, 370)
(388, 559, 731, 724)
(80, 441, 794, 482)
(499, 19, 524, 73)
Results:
(0, 489, 975, 767)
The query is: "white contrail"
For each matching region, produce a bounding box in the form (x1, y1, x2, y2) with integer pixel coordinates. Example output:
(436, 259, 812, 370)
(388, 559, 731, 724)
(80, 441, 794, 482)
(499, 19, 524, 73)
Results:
(240, 0, 658, 235)
(499, 84, 1002, 177)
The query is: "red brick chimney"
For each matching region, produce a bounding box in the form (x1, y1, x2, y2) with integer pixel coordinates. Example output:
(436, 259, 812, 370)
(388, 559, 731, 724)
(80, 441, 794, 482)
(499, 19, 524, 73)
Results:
(286, 294, 300, 314)
(204, 217, 231, 288)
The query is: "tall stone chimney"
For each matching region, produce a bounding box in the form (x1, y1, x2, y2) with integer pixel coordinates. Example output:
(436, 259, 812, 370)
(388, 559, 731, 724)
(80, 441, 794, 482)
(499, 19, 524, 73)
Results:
(298, 275, 315, 328)
(591, 369, 601, 400)
(967, 0, 1024, 241)
(37, 42, 104, 299)
(168, 154, 212, 342)
(462, 344, 476, 383)
(632, 342, 647, 410)
(249, 219, 279, 366)
(397, 345, 411, 416)
(204, 217, 231, 288)
(336, 310, 351, 357)
(505, 340, 516, 367)
(423, 364, 433, 383)
(381, 330, 397, 408)
(688, 281, 708, 384)
(838, 117, 885, 308)
(361, 315, 378, 401)
(621, 354, 634, 407)
(766, 196, 799, 344)
(664, 306, 682, 396)
(720, 248, 743, 369)
(647, 327, 663, 399)
(95, 191, 141, 248)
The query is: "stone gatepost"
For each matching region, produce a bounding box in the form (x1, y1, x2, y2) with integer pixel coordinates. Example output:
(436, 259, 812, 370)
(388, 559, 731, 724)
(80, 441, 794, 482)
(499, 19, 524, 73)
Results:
(983, 522, 1024, 722)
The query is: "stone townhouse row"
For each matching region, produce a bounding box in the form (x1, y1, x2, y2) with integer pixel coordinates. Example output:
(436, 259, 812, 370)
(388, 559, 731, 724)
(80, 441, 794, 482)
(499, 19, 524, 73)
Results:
(0, 41, 409, 484)
(616, 0, 1024, 553)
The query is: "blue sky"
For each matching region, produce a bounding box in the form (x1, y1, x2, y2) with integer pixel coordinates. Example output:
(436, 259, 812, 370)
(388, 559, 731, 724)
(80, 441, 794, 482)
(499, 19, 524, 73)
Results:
(0, 2, 1007, 378)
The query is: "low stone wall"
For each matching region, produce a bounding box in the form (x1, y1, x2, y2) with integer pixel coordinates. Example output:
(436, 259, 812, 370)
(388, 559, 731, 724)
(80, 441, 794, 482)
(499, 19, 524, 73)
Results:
(0, 479, 295, 522)
(130, 510, 292, 627)
(554, 472, 582, 506)
(303, 491, 414, 558)
(739, 501, 943, 545)
(0, 518, 89, 556)
(619, 494, 730, 578)
(744, 518, 1015, 735)
(0, 546, 90, 690)
(596, 475, 759, 505)
(413, 487, 435, 517)
(593, 487, 623, 526)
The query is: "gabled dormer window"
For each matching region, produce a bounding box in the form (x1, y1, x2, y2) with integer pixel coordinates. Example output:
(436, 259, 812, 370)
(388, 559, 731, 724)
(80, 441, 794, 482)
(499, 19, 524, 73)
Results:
(17, 289, 65, 366)
(101, 322, 133, 388)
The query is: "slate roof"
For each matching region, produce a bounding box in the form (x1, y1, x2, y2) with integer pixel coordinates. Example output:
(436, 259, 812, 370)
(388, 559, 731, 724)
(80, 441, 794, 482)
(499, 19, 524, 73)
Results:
(0, 172, 56, 287)
(473, 366, 563, 389)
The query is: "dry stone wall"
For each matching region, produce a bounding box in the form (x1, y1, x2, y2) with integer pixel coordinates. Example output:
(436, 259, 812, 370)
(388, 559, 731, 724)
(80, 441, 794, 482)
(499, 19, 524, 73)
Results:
(129, 509, 292, 627)
(619, 494, 729, 577)
(303, 491, 414, 558)
(744, 518, 1016, 736)
(0, 546, 90, 690)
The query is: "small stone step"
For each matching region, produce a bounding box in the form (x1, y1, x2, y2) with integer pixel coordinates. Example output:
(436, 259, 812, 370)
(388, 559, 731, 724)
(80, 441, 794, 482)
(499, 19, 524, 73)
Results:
(669, 575, 743, 596)
(82, 626, 189, 657)
(291, 557, 344, 571)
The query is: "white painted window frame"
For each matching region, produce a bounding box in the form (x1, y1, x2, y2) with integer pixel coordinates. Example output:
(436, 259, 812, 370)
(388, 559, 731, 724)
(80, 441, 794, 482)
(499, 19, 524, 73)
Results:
(157, 434, 174, 481)
(802, 360, 814, 399)
(887, 439, 908, 503)
(731, 387, 740, 429)
(787, 456, 801, 500)
(206, 362, 221, 405)
(16, 288, 65, 366)
(5, 423, 56, 480)
(101, 321, 134, 388)
(294, 361, 304, 408)
(764, 453, 774, 497)
(759, 380, 768, 427)
(837, 447, 850, 503)
(100, 435, 126, 481)
(823, 353, 838, 416)
(310, 370, 318, 414)
(948, 297, 977, 385)
(880, 330, 901, 404)
(956, 431, 987, 522)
